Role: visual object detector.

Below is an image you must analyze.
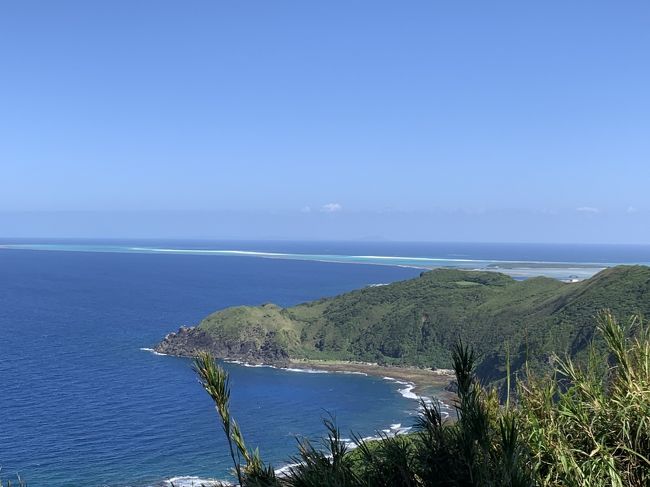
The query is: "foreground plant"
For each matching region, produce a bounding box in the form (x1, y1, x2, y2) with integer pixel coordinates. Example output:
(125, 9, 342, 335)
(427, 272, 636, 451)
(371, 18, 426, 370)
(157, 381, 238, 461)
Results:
(287, 416, 360, 487)
(195, 311, 649, 487)
(408, 340, 532, 487)
(519, 311, 650, 486)
(193, 352, 277, 486)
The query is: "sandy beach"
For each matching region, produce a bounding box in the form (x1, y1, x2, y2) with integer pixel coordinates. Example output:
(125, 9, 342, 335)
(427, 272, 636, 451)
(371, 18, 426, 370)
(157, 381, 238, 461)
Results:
(288, 358, 456, 399)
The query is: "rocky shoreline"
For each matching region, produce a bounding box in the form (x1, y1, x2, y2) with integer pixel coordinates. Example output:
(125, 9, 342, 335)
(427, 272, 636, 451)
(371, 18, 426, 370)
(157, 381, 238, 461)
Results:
(154, 325, 292, 366)
(154, 326, 456, 398)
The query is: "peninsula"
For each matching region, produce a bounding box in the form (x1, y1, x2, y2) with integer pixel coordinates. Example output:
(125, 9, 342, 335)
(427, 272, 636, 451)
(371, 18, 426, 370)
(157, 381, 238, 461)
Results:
(155, 266, 650, 385)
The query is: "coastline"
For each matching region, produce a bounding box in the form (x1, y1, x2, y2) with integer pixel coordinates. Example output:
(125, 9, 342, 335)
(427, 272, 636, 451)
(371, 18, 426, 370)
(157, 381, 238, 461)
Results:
(287, 358, 455, 400)
(154, 355, 456, 487)
(144, 345, 456, 402)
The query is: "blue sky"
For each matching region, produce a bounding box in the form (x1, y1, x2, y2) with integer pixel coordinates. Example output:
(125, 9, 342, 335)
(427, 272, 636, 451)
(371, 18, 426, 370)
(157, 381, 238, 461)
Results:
(1, 1, 649, 242)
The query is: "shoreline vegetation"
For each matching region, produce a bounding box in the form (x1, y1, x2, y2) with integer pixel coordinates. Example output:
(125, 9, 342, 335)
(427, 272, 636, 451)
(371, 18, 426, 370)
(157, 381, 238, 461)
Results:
(190, 311, 650, 487)
(154, 265, 650, 389)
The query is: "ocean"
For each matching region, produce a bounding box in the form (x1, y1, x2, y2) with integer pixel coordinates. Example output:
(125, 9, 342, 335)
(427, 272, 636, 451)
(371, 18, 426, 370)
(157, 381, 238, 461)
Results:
(1, 240, 649, 486)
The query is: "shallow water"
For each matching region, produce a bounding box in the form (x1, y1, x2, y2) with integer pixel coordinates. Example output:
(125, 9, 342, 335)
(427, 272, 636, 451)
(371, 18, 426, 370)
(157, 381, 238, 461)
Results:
(6, 239, 649, 280)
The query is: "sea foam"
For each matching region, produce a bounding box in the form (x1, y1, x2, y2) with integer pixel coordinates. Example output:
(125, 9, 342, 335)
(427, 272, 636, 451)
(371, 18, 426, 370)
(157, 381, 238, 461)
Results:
(162, 476, 229, 487)
(1, 243, 613, 280)
(139, 347, 168, 356)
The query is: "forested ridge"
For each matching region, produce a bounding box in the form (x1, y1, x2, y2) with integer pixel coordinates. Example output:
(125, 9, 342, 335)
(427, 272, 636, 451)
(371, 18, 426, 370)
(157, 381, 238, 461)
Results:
(157, 265, 650, 385)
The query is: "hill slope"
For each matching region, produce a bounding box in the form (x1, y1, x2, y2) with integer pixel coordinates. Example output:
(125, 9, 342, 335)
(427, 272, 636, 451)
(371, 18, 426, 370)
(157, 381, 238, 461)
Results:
(155, 266, 650, 382)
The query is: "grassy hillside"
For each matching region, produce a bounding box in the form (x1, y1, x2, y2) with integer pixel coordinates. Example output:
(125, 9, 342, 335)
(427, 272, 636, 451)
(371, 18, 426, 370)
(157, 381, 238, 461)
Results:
(200, 303, 302, 353)
(189, 265, 650, 382)
(193, 312, 650, 487)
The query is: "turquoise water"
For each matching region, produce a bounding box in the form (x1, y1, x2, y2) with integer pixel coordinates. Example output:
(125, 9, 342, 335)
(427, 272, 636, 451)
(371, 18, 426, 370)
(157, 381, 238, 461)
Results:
(4, 240, 646, 280)
(2, 240, 649, 486)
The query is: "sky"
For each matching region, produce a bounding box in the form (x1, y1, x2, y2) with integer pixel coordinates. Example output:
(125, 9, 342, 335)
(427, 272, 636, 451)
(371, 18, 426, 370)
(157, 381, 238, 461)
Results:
(1, 1, 649, 243)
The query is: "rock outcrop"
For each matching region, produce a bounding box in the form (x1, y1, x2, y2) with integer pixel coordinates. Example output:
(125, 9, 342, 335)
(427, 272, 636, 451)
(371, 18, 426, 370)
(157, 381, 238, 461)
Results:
(154, 325, 290, 366)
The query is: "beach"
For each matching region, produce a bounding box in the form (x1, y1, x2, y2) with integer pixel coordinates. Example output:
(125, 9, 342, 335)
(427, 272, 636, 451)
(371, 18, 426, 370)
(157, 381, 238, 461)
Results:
(288, 358, 456, 400)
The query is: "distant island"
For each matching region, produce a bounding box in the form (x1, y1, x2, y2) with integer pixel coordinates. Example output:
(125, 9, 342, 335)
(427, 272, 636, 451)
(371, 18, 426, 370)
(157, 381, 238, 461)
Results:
(155, 265, 650, 385)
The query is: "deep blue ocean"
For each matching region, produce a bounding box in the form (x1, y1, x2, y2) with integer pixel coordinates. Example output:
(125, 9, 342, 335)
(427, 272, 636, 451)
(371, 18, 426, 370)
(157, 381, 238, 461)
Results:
(1, 240, 649, 486)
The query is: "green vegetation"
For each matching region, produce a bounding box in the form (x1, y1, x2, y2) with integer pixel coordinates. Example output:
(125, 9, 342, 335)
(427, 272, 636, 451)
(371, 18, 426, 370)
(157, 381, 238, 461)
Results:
(200, 303, 302, 355)
(194, 353, 277, 486)
(194, 312, 650, 486)
(189, 266, 650, 384)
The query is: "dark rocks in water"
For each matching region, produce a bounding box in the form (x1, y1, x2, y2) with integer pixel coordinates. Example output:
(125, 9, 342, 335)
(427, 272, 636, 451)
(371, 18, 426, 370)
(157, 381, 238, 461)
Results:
(154, 326, 290, 366)
(154, 326, 213, 356)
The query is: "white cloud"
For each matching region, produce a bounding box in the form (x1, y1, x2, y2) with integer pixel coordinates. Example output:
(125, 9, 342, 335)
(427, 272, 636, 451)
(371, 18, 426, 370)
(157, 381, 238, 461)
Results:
(576, 206, 600, 214)
(320, 202, 343, 213)
(300, 206, 312, 213)
(626, 206, 638, 214)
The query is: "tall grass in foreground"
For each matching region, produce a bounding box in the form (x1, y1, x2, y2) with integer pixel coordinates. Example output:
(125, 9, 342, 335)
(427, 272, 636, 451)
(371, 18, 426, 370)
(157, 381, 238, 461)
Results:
(193, 311, 649, 487)
(519, 312, 650, 486)
(193, 353, 277, 487)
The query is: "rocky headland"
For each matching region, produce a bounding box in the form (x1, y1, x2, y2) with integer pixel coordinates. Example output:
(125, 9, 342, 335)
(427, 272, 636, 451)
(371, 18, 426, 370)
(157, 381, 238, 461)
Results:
(154, 325, 291, 366)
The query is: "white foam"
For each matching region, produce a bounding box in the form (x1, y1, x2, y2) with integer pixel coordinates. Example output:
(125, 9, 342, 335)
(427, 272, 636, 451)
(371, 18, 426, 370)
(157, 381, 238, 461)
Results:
(282, 367, 330, 374)
(4, 243, 616, 280)
(162, 476, 229, 486)
(226, 360, 371, 376)
(223, 359, 275, 369)
(355, 255, 476, 263)
(140, 347, 168, 356)
(131, 246, 613, 269)
(398, 384, 419, 400)
(131, 248, 291, 258)
(381, 376, 453, 420)
(225, 362, 330, 374)
(274, 461, 302, 476)
(382, 376, 411, 385)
